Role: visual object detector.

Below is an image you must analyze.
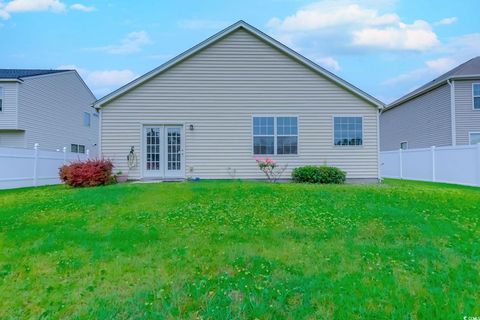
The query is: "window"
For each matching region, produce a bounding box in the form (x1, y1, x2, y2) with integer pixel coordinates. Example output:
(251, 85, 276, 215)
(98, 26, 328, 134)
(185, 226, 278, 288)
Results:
(83, 112, 91, 127)
(0, 87, 3, 112)
(253, 116, 298, 155)
(470, 133, 480, 145)
(276, 117, 298, 154)
(253, 117, 274, 154)
(473, 84, 480, 110)
(400, 141, 408, 150)
(333, 116, 363, 146)
(71, 144, 86, 153)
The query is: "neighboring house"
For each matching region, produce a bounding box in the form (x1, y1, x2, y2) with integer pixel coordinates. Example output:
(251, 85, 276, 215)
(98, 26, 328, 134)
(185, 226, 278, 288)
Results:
(0, 69, 98, 155)
(94, 21, 383, 181)
(381, 57, 480, 151)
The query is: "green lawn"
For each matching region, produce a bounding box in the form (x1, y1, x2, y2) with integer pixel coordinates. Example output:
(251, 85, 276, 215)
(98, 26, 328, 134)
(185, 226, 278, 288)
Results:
(0, 179, 479, 319)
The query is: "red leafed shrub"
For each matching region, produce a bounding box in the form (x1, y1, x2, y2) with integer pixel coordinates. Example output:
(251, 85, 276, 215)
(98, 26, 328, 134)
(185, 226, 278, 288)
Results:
(59, 159, 114, 187)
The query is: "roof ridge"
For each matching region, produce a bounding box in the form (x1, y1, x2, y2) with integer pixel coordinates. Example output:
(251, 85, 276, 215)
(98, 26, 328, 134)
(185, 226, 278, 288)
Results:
(0, 69, 72, 79)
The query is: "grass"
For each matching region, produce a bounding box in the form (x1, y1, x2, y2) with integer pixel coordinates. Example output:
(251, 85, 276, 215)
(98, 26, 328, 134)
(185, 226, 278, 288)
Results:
(0, 179, 479, 319)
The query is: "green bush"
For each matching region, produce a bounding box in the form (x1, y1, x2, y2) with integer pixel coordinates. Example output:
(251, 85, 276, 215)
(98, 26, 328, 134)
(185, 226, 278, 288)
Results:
(292, 165, 346, 184)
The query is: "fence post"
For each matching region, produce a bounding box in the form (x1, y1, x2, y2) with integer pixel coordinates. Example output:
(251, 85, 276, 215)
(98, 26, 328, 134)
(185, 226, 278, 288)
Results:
(63, 147, 67, 164)
(86, 149, 90, 159)
(33, 143, 39, 187)
(399, 148, 403, 179)
(476, 143, 480, 187)
(431, 146, 436, 182)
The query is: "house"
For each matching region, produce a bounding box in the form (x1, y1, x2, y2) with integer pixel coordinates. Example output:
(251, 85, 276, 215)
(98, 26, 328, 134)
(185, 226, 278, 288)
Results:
(0, 69, 98, 155)
(381, 57, 480, 151)
(94, 21, 383, 181)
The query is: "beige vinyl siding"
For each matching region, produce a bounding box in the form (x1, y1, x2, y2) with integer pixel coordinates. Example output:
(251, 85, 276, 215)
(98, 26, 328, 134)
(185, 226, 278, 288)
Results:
(102, 28, 379, 180)
(0, 82, 19, 129)
(0, 130, 25, 147)
(454, 80, 480, 145)
(380, 84, 452, 151)
(17, 72, 98, 154)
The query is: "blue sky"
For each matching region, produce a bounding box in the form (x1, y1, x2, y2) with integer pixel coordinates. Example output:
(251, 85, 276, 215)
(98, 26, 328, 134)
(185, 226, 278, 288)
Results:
(1, 0, 478, 102)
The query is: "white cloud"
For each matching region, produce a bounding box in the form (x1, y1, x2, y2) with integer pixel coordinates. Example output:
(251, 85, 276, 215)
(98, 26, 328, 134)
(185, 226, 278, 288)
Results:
(58, 65, 138, 98)
(440, 33, 480, 56)
(0, 7, 10, 20)
(425, 57, 457, 72)
(70, 3, 95, 12)
(178, 19, 229, 30)
(268, 0, 440, 52)
(4, 0, 66, 13)
(87, 31, 152, 54)
(267, 1, 399, 31)
(86, 69, 137, 89)
(384, 57, 456, 86)
(434, 17, 458, 26)
(314, 56, 341, 71)
(0, 0, 94, 19)
(352, 20, 439, 51)
(383, 33, 480, 89)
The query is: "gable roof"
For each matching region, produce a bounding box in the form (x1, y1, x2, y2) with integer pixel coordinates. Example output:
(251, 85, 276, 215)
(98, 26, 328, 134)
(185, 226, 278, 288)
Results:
(0, 68, 96, 100)
(387, 56, 480, 110)
(94, 20, 383, 109)
(0, 69, 71, 80)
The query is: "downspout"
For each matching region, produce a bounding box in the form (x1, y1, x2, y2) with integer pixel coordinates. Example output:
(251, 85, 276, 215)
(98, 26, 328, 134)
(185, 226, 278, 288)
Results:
(447, 79, 456, 146)
(378, 106, 385, 183)
(94, 104, 102, 158)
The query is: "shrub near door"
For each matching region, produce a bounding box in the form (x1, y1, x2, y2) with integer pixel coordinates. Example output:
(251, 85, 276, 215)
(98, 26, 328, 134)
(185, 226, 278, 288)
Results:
(292, 165, 346, 184)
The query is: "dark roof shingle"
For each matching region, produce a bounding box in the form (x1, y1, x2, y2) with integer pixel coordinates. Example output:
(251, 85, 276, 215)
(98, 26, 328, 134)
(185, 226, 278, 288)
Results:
(0, 69, 71, 79)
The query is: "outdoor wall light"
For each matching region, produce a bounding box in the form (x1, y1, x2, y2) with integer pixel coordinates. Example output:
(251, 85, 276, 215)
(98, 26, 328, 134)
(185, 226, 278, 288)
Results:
(189, 124, 194, 131)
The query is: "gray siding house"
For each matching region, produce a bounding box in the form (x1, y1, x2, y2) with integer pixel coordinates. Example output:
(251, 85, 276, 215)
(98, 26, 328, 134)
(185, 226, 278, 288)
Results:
(94, 21, 383, 181)
(0, 70, 98, 155)
(381, 57, 480, 150)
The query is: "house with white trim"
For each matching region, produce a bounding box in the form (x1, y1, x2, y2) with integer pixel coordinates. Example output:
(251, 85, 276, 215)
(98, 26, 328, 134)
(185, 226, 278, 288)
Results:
(381, 56, 480, 151)
(0, 69, 98, 155)
(94, 21, 383, 181)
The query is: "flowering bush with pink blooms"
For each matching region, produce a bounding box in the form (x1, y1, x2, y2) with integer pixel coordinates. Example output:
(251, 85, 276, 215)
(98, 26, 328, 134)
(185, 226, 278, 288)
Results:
(255, 157, 287, 182)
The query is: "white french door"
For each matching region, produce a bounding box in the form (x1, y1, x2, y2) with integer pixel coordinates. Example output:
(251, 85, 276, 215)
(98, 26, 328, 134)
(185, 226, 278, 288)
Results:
(165, 126, 183, 178)
(143, 125, 184, 179)
(144, 127, 162, 177)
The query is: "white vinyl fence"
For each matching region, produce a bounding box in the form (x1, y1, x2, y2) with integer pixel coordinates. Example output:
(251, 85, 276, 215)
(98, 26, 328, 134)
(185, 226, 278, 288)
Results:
(0, 144, 89, 190)
(380, 144, 480, 187)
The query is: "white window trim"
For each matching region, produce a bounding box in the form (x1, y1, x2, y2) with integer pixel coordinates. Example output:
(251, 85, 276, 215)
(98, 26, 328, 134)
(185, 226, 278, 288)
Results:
(473, 83, 480, 110)
(332, 115, 364, 148)
(469, 132, 480, 145)
(400, 141, 408, 150)
(251, 115, 299, 156)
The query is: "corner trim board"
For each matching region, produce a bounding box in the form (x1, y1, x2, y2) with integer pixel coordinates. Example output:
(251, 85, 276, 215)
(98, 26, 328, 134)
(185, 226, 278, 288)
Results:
(448, 79, 456, 146)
